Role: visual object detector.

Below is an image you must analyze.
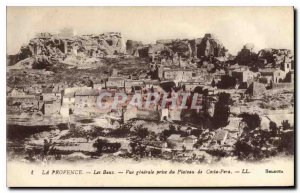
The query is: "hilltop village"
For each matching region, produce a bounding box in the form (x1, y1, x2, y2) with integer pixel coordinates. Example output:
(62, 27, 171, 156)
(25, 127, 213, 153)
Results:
(7, 29, 294, 163)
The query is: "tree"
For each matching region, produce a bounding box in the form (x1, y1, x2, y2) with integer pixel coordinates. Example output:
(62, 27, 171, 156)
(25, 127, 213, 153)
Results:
(212, 92, 230, 129)
(211, 78, 216, 88)
(217, 75, 237, 89)
(282, 120, 291, 130)
(150, 86, 154, 93)
(93, 139, 109, 154)
(129, 141, 138, 154)
(190, 129, 202, 137)
(238, 113, 261, 131)
(269, 121, 279, 137)
(134, 126, 149, 139)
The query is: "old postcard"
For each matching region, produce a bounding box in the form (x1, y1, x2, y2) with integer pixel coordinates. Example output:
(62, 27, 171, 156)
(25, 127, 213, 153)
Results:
(6, 7, 294, 187)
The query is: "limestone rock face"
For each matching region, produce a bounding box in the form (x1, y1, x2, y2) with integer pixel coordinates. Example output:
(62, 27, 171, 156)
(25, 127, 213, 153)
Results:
(196, 34, 227, 58)
(75, 32, 124, 57)
(142, 34, 228, 61)
(126, 40, 143, 55)
(96, 32, 124, 55)
(8, 32, 125, 69)
(257, 48, 293, 68)
(147, 39, 192, 59)
(8, 37, 66, 69)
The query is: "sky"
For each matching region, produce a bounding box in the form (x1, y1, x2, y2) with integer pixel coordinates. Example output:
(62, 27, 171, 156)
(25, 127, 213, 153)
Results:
(7, 7, 294, 55)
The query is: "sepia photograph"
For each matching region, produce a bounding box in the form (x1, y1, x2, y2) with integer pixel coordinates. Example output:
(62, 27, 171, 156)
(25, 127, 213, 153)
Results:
(6, 6, 295, 187)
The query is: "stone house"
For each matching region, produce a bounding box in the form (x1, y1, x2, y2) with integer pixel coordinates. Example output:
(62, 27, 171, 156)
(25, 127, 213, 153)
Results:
(246, 82, 266, 97)
(42, 88, 62, 102)
(93, 81, 105, 91)
(9, 87, 26, 97)
(231, 68, 255, 83)
(182, 135, 198, 150)
(7, 95, 39, 111)
(259, 76, 273, 84)
(74, 89, 99, 108)
(285, 71, 294, 83)
(178, 81, 203, 91)
(25, 84, 43, 95)
(259, 69, 286, 83)
(43, 100, 61, 116)
(163, 69, 194, 81)
(167, 134, 197, 150)
(167, 134, 183, 150)
(159, 108, 169, 121)
(213, 129, 229, 145)
(144, 80, 161, 89)
(124, 80, 144, 93)
(62, 92, 75, 107)
(105, 77, 125, 89)
(280, 56, 293, 73)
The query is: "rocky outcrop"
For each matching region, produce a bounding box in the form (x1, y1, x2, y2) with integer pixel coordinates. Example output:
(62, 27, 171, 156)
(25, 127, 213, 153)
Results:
(96, 32, 124, 55)
(257, 48, 293, 68)
(236, 45, 293, 68)
(154, 39, 192, 59)
(139, 34, 228, 61)
(9, 31, 231, 69)
(196, 34, 227, 58)
(73, 32, 124, 57)
(8, 32, 125, 69)
(126, 40, 143, 56)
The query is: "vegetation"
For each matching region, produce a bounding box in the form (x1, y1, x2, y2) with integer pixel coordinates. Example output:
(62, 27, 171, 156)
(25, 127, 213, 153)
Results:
(235, 115, 294, 160)
(93, 138, 121, 155)
(212, 92, 230, 129)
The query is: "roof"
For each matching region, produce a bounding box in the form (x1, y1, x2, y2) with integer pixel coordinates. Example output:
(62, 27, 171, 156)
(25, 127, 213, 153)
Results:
(8, 95, 36, 99)
(259, 69, 277, 73)
(163, 68, 193, 72)
(179, 81, 202, 85)
(167, 134, 182, 141)
(42, 88, 54, 93)
(232, 68, 250, 73)
(144, 80, 160, 85)
(64, 92, 75, 98)
(141, 140, 166, 148)
(75, 89, 99, 96)
(107, 77, 125, 81)
(184, 135, 197, 139)
(43, 87, 61, 93)
(139, 74, 148, 78)
(228, 63, 240, 70)
(215, 57, 228, 62)
(44, 101, 54, 104)
(133, 86, 142, 90)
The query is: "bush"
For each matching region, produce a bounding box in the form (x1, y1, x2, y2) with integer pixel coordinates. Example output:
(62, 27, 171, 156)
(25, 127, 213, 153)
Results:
(134, 126, 149, 139)
(212, 92, 230, 129)
(234, 119, 294, 160)
(93, 139, 121, 155)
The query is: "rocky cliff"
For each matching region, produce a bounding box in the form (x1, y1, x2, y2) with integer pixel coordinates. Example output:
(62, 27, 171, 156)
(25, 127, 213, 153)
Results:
(235, 44, 293, 68)
(126, 34, 228, 61)
(8, 32, 125, 69)
(8, 32, 230, 70)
